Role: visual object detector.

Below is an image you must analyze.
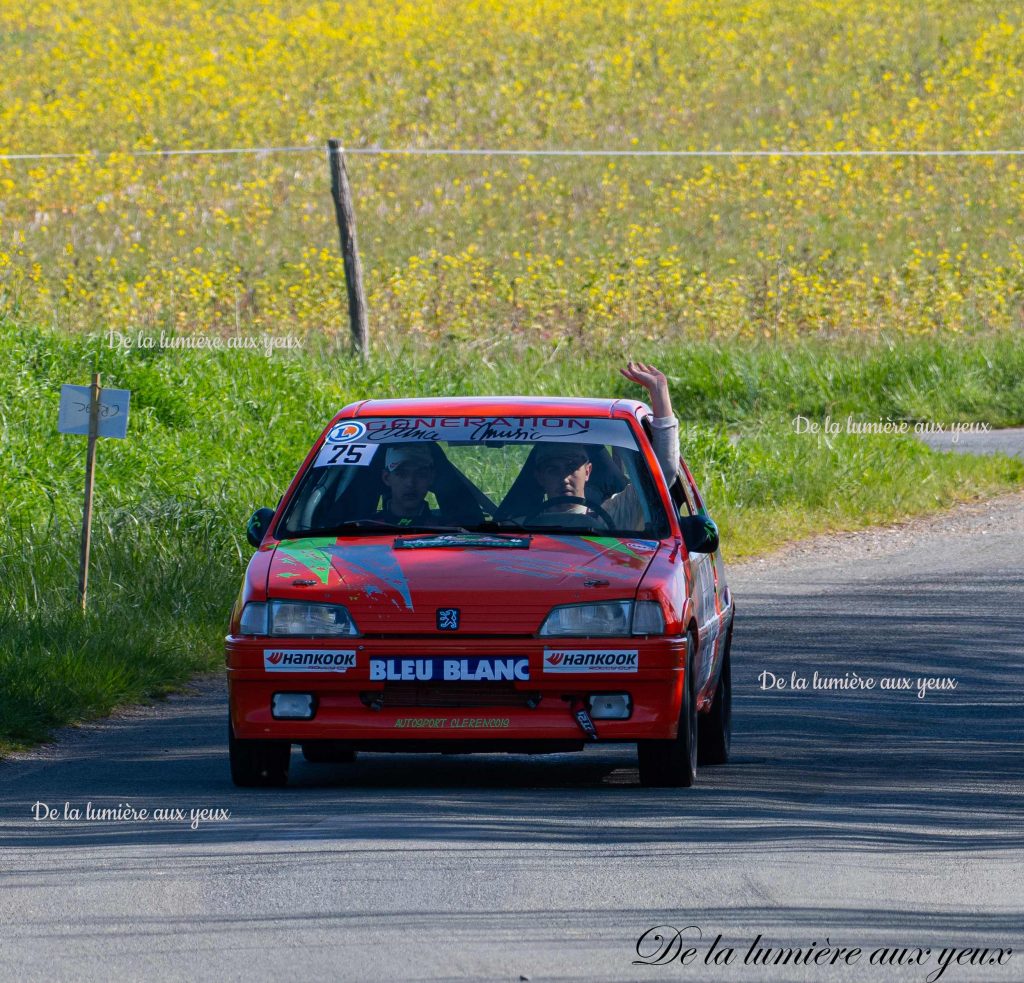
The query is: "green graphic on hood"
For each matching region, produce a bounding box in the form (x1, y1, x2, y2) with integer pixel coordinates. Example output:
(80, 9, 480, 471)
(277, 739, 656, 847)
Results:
(274, 537, 338, 585)
(581, 536, 643, 561)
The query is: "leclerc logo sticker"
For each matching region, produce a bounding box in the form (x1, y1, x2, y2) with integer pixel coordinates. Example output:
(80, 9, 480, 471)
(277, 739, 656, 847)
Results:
(264, 650, 357, 672)
(326, 421, 367, 443)
(543, 650, 639, 673)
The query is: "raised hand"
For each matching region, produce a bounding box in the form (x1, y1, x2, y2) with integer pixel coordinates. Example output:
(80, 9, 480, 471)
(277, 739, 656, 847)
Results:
(619, 361, 672, 418)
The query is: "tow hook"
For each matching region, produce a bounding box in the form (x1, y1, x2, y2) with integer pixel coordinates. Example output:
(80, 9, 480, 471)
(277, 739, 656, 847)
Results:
(570, 700, 599, 741)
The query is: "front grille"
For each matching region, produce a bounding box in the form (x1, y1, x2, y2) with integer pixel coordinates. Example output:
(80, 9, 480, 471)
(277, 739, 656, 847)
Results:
(380, 682, 536, 708)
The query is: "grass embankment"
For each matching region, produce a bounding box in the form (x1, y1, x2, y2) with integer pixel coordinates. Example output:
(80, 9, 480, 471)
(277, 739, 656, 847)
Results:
(1, 323, 1022, 749)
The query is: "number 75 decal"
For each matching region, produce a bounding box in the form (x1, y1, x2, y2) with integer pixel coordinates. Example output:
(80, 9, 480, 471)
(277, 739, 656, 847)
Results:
(313, 442, 380, 468)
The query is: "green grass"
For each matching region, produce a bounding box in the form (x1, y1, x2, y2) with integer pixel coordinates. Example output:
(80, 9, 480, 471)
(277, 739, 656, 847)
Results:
(1, 320, 1022, 748)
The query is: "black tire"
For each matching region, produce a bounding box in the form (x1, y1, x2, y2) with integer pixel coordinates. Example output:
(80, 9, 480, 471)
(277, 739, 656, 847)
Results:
(229, 718, 291, 787)
(637, 631, 698, 788)
(301, 741, 357, 764)
(698, 623, 732, 766)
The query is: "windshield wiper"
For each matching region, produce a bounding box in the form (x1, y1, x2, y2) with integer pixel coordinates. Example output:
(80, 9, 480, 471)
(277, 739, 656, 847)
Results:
(326, 519, 406, 533)
(515, 525, 606, 535)
(301, 519, 470, 536)
(301, 519, 540, 539)
(333, 518, 473, 532)
(273, 520, 397, 539)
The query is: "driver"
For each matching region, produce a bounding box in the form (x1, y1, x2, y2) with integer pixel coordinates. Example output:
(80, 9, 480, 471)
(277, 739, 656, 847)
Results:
(378, 444, 440, 526)
(532, 443, 595, 505)
(529, 362, 679, 529)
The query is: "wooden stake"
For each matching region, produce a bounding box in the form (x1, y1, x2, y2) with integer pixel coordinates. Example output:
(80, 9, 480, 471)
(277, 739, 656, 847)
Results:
(327, 139, 369, 358)
(78, 373, 101, 611)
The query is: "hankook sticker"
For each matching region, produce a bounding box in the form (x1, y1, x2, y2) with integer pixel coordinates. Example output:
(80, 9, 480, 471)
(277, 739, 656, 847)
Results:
(264, 650, 357, 672)
(543, 650, 639, 673)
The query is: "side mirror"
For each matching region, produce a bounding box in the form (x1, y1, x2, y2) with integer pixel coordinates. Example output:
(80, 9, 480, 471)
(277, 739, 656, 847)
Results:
(246, 507, 276, 549)
(680, 514, 719, 555)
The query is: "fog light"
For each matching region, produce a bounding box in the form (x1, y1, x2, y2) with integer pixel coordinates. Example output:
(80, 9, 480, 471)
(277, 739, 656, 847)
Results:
(272, 693, 315, 720)
(587, 693, 632, 719)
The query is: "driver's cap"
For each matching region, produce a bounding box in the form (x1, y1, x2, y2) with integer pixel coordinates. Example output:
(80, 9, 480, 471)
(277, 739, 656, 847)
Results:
(534, 442, 590, 465)
(384, 444, 434, 472)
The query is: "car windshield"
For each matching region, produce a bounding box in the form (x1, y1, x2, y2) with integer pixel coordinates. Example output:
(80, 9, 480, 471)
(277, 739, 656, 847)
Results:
(277, 415, 671, 539)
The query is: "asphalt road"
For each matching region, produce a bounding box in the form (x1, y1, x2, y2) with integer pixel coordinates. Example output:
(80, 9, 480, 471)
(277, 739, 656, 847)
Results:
(915, 425, 1024, 459)
(2, 495, 1023, 982)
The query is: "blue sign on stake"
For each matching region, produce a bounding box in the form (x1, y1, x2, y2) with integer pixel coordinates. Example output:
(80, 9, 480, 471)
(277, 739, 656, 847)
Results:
(58, 384, 131, 438)
(60, 376, 132, 611)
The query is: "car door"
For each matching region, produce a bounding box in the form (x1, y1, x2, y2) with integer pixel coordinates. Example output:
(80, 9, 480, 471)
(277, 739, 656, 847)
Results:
(675, 460, 725, 698)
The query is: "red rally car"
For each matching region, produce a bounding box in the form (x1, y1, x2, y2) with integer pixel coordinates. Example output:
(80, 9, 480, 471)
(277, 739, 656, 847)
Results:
(226, 396, 735, 788)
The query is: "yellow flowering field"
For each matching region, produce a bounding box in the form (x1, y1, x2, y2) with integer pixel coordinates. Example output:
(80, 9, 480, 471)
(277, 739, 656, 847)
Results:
(1, 0, 1023, 345)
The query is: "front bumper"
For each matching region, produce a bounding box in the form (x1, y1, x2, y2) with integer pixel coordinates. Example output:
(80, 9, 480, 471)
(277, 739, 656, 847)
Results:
(226, 635, 687, 743)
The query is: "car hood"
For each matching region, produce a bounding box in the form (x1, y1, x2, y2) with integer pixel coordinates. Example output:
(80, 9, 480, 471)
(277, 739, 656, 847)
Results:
(265, 533, 661, 635)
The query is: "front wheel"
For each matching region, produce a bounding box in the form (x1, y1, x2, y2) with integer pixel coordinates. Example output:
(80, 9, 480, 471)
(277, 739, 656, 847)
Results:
(698, 623, 732, 766)
(637, 631, 698, 787)
(229, 717, 291, 787)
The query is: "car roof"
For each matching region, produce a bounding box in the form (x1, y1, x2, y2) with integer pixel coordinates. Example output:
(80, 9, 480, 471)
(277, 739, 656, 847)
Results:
(337, 396, 652, 419)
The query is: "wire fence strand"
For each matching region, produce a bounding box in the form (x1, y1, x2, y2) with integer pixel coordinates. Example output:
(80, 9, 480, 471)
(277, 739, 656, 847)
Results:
(3, 144, 1024, 162)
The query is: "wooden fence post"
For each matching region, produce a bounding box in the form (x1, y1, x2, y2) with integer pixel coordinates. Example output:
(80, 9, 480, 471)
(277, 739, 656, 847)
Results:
(78, 372, 101, 611)
(327, 139, 369, 358)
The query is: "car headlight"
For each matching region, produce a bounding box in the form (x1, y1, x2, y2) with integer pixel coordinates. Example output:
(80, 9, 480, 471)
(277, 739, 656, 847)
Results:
(238, 601, 359, 637)
(539, 600, 665, 637)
